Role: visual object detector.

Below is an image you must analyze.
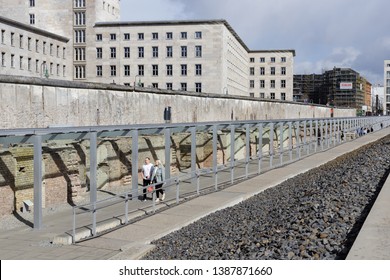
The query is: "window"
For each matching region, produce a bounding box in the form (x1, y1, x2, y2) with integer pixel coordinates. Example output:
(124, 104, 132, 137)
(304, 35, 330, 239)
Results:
(63, 65, 66, 76)
(138, 65, 144, 76)
(260, 80, 265, 88)
(166, 46, 173, 57)
(50, 63, 53, 75)
(166, 83, 173, 90)
(260, 92, 265, 98)
(152, 46, 158, 58)
(181, 83, 187, 91)
(260, 67, 265, 75)
(260, 57, 265, 63)
(181, 64, 187, 76)
(250, 58, 255, 63)
(63, 47, 66, 59)
(110, 33, 116, 41)
(36, 39, 39, 52)
(96, 34, 102, 41)
(124, 33, 130, 40)
(74, 12, 86, 25)
(124, 47, 130, 58)
(281, 57, 286, 62)
(281, 80, 286, 88)
(250, 93, 255, 98)
(138, 47, 144, 58)
(270, 57, 275, 63)
(28, 38, 32, 50)
(166, 65, 173, 76)
(152, 65, 158, 76)
(152, 83, 158, 88)
(270, 80, 275, 88)
(75, 65, 85, 79)
(195, 45, 202, 57)
(250, 67, 255, 76)
(110, 65, 116, 76)
(29, 14, 35, 25)
(50, 43, 53, 55)
(35, 59, 39, 72)
(281, 93, 286, 100)
(270, 93, 275, 99)
(110, 47, 116, 58)
(124, 65, 130, 76)
(74, 47, 85, 61)
(75, 30, 85, 43)
(74, 0, 85, 8)
(281, 67, 286, 75)
(250, 80, 254, 88)
(195, 31, 202, 39)
(1, 30, 5, 44)
(56, 64, 60, 76)
(11, 54, 14, 68)
(181, 32, 187, 39)
(152, 32, 158, 40)
(43, 41, 46, 54)
(28, 58, 31, 71)
(1, 52, 5, 67)
(30, 0, 35, 7)
(195, 64, 202, 76)
(96, 65, 102, 76)
(19, 35, 23, 48)
(166, 32, 173, 39)
(270, 67, 275, 75)
(138, 33, 144, 40)
(96, 47, 102, 59)
(195, 83, 202, 93)
(181, 46, 187, 57)
(10, 32, 14, 46)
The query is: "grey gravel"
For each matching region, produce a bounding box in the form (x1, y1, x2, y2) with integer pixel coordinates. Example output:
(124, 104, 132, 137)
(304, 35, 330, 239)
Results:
(143, 136, 390, 260)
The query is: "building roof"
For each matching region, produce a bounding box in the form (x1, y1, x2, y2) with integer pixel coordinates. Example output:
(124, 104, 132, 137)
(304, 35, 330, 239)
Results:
(0, 16, 69, 42)
(95, 19, 295, 55)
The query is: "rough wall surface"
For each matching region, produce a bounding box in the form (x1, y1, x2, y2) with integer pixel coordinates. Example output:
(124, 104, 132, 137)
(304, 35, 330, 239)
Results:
(0, 77, 355, 129)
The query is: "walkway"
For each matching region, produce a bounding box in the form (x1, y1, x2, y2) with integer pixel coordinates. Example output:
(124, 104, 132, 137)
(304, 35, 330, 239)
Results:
(0, 127, 389, 260)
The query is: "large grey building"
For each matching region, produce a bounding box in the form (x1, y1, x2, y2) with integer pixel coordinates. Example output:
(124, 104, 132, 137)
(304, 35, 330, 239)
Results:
(0, 0, 295, 100)
(385, 60, 390, 114)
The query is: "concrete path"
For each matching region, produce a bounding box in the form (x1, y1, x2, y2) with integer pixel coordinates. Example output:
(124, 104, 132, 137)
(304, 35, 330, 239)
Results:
(0, 127, 389, 260)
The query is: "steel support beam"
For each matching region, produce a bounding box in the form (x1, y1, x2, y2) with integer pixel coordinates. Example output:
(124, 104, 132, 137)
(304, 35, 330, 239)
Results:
(33, 135, 43, 230)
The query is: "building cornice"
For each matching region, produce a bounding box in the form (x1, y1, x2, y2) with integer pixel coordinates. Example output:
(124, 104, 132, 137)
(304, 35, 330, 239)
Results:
(0, 15, 69, 42)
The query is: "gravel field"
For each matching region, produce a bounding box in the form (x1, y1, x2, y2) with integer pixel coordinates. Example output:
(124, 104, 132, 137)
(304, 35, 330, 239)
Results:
(143, 136, 390, 260)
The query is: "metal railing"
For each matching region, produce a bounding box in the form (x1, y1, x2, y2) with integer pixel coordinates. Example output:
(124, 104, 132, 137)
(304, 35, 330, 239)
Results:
(68, 116, 390, 243)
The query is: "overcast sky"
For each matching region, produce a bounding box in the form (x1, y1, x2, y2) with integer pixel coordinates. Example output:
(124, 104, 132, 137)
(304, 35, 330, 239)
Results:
(120, 0, 390, 85)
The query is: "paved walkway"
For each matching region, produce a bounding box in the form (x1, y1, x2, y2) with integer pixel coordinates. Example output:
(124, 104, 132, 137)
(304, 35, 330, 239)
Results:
(0, 127, 389, 260)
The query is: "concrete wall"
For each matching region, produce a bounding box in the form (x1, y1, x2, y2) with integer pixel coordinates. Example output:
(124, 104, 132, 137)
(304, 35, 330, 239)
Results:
(0, 76, 355, 129)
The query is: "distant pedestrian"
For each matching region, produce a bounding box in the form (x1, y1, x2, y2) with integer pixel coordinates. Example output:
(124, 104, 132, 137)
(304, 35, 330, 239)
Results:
(151, 159, 166, 202)
(141, 157, 154, 201)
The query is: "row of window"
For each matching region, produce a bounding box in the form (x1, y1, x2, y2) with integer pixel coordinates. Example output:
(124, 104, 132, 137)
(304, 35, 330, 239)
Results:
(250, 66, 287, 76)
(97, 31, 203, 42)
(1, 52, 66, 76)
(1, 29, 66, 58)
(96, 64, 203, 77)
(250, 57, 287, 63)
(134, 82, 203, 93)
(249, 92, 287, 100)
(250, 79, 288, 89)
(94, 45, 203, 60)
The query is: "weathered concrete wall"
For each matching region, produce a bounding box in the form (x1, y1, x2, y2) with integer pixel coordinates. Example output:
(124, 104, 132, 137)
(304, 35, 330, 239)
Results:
(0, 76, 355, 129)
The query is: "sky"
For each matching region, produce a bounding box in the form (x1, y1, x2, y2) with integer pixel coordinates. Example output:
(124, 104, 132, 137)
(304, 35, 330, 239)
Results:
(120, 0, 390, 86)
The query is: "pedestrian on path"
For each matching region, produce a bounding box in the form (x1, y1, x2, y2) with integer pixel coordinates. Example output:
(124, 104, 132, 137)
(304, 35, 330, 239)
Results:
(141, 157, 154, 201)
(151, 159, 166, 202)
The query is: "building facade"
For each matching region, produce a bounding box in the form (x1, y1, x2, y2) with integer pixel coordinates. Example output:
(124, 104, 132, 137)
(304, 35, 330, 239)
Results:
(385, 60, 390, 115)
(0, 0, 295, 100)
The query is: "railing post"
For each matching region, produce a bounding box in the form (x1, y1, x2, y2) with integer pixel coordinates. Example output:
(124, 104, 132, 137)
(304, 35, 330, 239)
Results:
(269, 123, 274, 168)
(213, 125, 218, 190)
(315, 120, 319, 152)
(279, 122, 284, 166)
(309, 120, 313, 153)
(257, 123, 263, 174)
(296, 121, 301, 159)
(288, 122, 293, 161)
(89, 132, 97, 236)
(245, 124, 250, 178)
(164, 128, 171, 181)
(304, 120, 308, 155)
(33, 134, 43, 230)
(230, 124, 235, 183)
(191, 126, 197, 188)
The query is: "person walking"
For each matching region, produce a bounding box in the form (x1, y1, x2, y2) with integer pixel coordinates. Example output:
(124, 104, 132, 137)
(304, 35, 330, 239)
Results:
(151, 159, 165, 202)
(141, 157, 154, 201)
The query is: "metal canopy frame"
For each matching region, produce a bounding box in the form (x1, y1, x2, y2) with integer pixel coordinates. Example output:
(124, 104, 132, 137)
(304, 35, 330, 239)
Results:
(1, 116, 389, 229)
